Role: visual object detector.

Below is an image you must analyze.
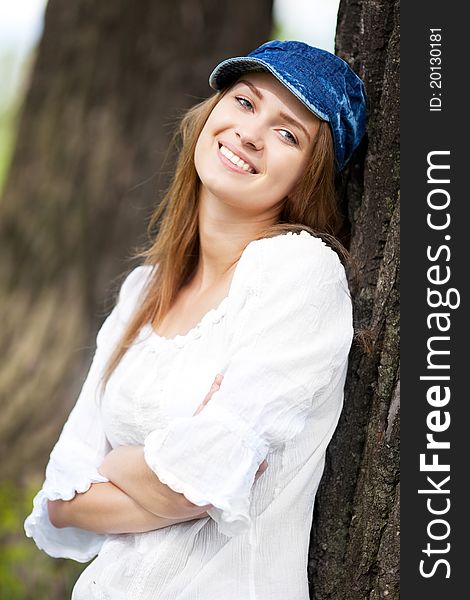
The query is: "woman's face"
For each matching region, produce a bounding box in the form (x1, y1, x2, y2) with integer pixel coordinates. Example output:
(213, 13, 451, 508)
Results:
(194, 71, 320, 218)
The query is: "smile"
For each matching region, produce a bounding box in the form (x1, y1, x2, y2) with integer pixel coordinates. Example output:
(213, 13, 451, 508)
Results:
(218, 143, 257, 174)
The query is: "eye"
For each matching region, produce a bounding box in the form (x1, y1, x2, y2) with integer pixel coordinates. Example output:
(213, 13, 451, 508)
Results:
(235, 96, 253, 110)
(278, 129, 298, 145)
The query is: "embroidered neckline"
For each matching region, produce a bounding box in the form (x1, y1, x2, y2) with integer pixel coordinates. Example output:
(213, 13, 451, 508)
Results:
(135, 231, 313, 350)
(139, 295, 230, 349)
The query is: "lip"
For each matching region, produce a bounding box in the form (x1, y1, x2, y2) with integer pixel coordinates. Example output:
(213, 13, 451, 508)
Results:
(217, 140, 258, 174)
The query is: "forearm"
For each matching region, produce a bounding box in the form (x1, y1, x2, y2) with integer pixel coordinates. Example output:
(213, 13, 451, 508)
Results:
(99, 445, 212, 519)
(48, 481, 208, 535)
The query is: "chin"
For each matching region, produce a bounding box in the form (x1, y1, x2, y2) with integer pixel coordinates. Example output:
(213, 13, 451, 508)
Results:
(199, 164, 239, 196)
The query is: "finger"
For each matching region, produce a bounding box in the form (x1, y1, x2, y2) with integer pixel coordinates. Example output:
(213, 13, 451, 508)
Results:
(254, 464, 268, 481)
(203, 382, 219, 404)
(209, 373, 223, 393)
(203, 374, 223, 403)
(194, 375, 223, 416)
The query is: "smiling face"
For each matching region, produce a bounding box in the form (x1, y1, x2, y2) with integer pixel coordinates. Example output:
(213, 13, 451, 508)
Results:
(194, 71, 321, 219)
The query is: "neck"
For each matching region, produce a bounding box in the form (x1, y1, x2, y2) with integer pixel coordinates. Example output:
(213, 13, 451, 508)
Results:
(192, 186, 277, 294)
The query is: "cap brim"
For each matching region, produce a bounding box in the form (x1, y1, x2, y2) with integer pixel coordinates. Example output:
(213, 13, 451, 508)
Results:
(208, 57, 329, 123)
(209, 58, 270, 90)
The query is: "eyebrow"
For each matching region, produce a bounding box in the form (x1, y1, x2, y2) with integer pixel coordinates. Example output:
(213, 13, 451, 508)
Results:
(236, 79, 312, 142)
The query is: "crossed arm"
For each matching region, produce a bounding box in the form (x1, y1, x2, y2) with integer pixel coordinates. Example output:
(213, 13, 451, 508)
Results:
(48, 374, 267, 535)
(47, 447, 212, 534)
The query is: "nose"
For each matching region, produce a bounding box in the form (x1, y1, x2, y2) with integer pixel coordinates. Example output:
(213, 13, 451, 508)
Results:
(234, 126, 263, 151)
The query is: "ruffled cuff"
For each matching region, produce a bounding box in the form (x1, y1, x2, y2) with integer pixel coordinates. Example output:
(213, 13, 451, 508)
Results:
(143, 403, 268, 537)
(24, 470, 109, 563)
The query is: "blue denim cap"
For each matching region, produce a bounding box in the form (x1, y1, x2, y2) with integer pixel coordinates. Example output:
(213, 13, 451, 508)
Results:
(208, 40, 367, 171)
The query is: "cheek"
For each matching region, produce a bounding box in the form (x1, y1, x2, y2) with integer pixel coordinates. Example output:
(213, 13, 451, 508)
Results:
(194, 133, 203, 163)
(194, 110, 225, 166)
(268, 154, 307, 195)
(199, 105, 226, 138)
(195, 123, 210, 152)
(194, 127, 211, 174)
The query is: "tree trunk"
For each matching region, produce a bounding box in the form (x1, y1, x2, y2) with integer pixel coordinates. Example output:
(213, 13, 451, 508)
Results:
(0, 0, 273, 484)
(308, 1, 400, 599)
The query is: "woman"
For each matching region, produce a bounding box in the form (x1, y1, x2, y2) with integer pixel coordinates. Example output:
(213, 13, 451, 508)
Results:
(24, 40, 367, 599)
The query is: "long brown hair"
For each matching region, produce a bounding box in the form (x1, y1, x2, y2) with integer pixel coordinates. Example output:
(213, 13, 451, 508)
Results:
(99, 82, 352, 398)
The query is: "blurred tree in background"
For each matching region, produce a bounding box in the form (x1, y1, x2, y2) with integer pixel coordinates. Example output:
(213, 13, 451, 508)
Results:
(0, 0, 399, 598)
(0, 0, 273, 596)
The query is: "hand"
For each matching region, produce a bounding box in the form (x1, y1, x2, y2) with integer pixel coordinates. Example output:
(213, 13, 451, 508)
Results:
(255, 458, 268, 481)
(193, 374, 268, 481)
(193, 373, 224, 416)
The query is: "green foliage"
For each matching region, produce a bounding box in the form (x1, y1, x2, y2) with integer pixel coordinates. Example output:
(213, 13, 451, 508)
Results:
(0, 101, 18, 195)
(0, 46, 37, 197)
(271, 19, 287, 41)
(0, 482, 86, 600)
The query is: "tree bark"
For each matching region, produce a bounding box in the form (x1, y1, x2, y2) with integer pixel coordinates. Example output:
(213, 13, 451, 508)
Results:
(0, 0, 273, 484)
(308, 1, 400, 599)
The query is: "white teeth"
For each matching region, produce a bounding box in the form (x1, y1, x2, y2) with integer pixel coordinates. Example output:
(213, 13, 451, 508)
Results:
(220, 144, 254, 173)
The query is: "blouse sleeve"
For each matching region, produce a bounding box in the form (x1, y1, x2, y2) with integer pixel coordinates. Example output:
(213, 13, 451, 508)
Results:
(24, 265, 152, 562)
(143, 231, 354, 537)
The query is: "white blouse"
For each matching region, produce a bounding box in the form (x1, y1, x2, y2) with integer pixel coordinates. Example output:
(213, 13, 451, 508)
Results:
(24, 230, 354, 600)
